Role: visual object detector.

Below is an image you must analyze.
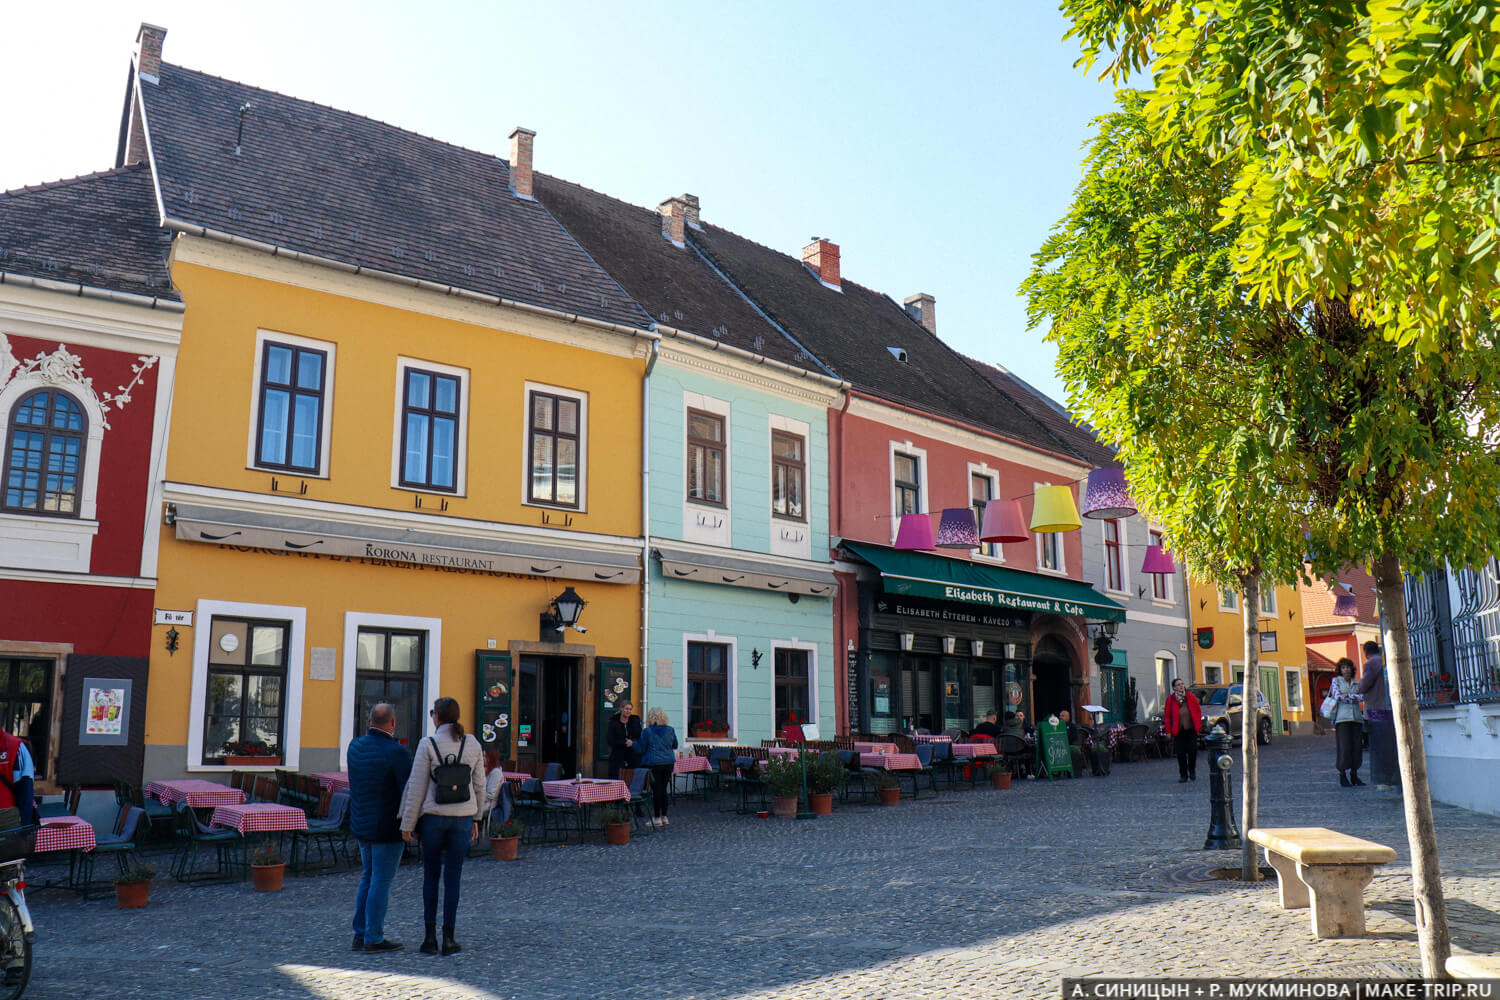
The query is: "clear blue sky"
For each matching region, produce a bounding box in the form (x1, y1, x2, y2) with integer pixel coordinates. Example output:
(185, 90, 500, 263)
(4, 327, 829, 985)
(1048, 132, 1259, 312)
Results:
(3, 1, 1117, 405)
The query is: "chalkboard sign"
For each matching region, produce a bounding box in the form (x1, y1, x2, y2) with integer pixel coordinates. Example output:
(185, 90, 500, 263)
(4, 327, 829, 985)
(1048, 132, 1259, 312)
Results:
(596, 657, 633, 762)
(1036, 717, 1073, 779)
(847, 647, 860, 730)
(474, 651, 512, 758)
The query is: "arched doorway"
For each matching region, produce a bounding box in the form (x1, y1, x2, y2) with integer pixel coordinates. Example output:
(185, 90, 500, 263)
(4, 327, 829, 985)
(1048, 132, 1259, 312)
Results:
(1033, 635, 1075, 719)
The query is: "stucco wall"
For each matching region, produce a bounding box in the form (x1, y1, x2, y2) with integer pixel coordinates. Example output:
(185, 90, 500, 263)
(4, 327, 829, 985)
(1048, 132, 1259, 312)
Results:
(1422, 703, 1500, 817)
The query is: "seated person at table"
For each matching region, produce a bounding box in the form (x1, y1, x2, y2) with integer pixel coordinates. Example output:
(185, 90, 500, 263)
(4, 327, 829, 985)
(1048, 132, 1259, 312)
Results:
(1003, 711, 1033, 738)
(0, 723, 35, 827)
(970, 710, 1002, 740)
(482, 751, 510, 823)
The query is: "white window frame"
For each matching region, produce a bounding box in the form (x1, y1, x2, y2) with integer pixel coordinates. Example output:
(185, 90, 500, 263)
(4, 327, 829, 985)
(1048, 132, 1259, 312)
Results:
(769, 413, 812, 559)
(1284, 666, 1305, 711)
(682, 392, 731, 546)
(1231, 661, 1245, 684)
(1147, 527, 1175, 605)
(246, 329, 337, 479)
(888, 441, 928, 543)
(1260, 588, 1278, 616)
(1218, 588, 1238, 612)
(1033, 481, 1067, 575)
(771, 638, 820, 731)
(390, 357, 470, 496)
(1202, 662, 1224, 686)
(522, 381, 589, 512)
(967, 462, 1002, 563)
(682, 630, 737, 741)
(187, 598, 306, 771)
(1101, 516, 1129, 595)
(338, 611, 443, 768)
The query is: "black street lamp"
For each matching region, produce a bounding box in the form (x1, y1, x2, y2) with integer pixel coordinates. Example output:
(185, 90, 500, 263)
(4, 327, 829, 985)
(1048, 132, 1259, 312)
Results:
(540, 587, 588, 641)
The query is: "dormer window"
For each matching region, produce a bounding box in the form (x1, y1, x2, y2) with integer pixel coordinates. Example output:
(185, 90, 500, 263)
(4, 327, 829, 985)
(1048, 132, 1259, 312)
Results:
(887, 347, 908, 363)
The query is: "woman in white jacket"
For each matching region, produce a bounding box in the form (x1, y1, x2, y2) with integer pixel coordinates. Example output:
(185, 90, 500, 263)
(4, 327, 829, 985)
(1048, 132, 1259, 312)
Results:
(1329, 658, 1366, 787)
(400, 696, 485, 956)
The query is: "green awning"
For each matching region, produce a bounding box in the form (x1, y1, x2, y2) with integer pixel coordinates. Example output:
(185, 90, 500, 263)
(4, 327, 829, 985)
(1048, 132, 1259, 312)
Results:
(843, 541, 1127, 623)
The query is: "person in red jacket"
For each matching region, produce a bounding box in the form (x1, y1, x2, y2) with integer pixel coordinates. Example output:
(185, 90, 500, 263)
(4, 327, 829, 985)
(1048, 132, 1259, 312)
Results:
(1163, 678, 1203, 783)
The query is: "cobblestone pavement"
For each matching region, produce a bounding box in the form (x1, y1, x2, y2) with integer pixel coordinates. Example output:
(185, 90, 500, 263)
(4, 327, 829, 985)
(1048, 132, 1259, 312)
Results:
(24, 737, 1500, 999)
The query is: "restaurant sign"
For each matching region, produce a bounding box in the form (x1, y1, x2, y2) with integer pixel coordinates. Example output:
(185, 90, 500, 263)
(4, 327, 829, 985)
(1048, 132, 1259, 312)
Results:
(874, 595, 1027, 630)
(882, 576, 1125, 623)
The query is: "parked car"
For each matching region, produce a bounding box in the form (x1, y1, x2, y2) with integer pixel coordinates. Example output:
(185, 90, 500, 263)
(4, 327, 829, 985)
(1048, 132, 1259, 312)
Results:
(1188, 684, 1274, 746)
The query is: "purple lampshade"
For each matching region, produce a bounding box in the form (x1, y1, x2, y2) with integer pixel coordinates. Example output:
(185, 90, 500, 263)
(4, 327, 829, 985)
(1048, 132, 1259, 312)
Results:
(1332, 586, 1358, 617)
(935, 507, 980, 548)
(1141, 544, 1176, 575)
(893, 512, 936, 551)
(979, 498, 1029, 544)
(1081, 466, 1137, 520)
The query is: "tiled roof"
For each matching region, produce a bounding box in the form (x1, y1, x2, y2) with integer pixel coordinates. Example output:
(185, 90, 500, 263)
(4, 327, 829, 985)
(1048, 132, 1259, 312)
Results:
(0, 165, 177, 301)
(1307, 648, 1339, 672)
(532, 175, 818, 369)
(1300, 568, 1380, 627)
(136, 64, 650, 330)
(965, 356, 1115, 467)
(687, 223, 1077, 457)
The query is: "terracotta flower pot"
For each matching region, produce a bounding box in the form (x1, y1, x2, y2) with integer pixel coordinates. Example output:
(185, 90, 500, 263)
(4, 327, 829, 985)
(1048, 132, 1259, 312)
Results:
(992, 772, 1012, 790)
(604, 822, 630, 846)
(489, 835, 519, 861)
(114, 880, 150, 909)
(771, 795, 799, 819)
(808, 792, 833, 816)
(251, 862, 285, 892)
(877, 787, 900, 806)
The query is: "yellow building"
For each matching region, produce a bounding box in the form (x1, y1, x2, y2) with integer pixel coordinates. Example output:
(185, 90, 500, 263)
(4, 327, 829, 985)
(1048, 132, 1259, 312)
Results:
(1188, 577, 1312, 736)
(127, 38, 656, 778)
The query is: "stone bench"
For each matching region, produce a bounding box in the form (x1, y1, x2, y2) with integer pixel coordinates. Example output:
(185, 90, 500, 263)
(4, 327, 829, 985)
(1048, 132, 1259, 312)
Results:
(1446, 953, 1500, 980)
(1247, 826, 1396, 938)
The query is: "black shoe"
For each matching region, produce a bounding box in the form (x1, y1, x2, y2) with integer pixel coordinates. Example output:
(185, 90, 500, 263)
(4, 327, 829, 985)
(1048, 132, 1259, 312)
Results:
(351, 936, 364, 952)
(1190, 773, 1197, 781)
(1178, 776, 1189, 783)
(364, 939, 402, 953)
(441, 929, 461, 956)
(1350, 773, 1365, 786)
(1339, 771, 1351, 787)
(419, 923, 439, 955)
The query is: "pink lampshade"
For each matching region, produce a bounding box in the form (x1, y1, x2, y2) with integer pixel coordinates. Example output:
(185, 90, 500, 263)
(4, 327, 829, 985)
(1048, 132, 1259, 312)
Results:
(1081, 467, 1137, 520)
(935, 507, 980, 548)
(893, 512, 936, 550)
(1332, 586, 1358, 617)
(1141, 544, 1176, 575)
(979, 499, 1029, 543)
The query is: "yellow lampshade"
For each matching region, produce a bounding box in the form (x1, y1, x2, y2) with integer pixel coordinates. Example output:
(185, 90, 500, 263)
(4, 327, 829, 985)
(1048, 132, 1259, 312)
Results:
(1030, 485, 1082, 533)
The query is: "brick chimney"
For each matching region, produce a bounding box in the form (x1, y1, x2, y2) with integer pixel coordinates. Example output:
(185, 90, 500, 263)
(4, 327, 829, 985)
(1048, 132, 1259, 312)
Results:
(658, 197, 687, 247)
(509, 127, 535, 199)
(136, 23, 167, 82)
(681, 194, 700, 230)
(802, 238, 841, 289)
(904, 293, 936, 333)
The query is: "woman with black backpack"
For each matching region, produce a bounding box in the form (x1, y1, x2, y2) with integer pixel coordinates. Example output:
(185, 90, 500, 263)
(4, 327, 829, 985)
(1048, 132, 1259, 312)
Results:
(400, 696, 485, 956)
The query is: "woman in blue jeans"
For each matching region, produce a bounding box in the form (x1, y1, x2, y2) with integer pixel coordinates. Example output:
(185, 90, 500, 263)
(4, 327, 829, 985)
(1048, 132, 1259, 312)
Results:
(400, 697, 486, 956)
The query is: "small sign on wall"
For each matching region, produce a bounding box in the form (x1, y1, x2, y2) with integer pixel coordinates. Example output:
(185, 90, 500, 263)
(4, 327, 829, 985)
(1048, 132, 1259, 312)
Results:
(654, 658, 673, 688)
(78, 678, 132, 746)
(154, 609, 193, 626)
(309, 646, 337, 681)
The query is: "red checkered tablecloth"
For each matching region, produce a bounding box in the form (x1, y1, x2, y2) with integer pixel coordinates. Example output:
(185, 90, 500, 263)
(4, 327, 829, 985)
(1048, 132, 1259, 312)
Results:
(209, 803, 309, 834)
(911, 733, 953, 743)
(145, 779, 246, 808)
(312, 771, 349, 794)
(854, 741, 898, 755)
(673, 755, 710, 774)
(36, 816, 95, 853)
(542, 779, 629, 804)
(952, 742, 998, 758)
(767, 747, 802, 759)
(859, 753, 920, 771)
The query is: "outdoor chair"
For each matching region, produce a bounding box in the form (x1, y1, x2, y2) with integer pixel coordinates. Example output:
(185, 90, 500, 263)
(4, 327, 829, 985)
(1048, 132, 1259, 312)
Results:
(838, 751, 873, 802)
(291, 790, 352, 873)
(999, 735, 1030, 779)
(542, 762, 564, 782)
(124, 783, 176, 840)
(79, 804, 145, 900)
(169, 800, 243, 884)
(907, 743, 939, 798)
(1120, 724, 1151, 763)
(625, 768, 656, 834)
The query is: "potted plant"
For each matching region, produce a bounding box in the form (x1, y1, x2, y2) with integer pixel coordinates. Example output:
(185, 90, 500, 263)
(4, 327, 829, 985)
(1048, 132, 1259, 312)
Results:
(806, 751, 840, 815)
(872, 770, 901, 806)
(601, 806, 631, 845)
(114, 862, 156, 908)
(250, 838, 286, 892)
(1069, 745, 1087, 776)
(765, 756, 803, 818)
(991, 759, 1012, 790)
(223, 740, 283, 767)
(489, 818, 523, 861)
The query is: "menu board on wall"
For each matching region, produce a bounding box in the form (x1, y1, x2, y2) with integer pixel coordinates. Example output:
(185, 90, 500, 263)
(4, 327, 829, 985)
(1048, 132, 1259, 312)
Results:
(846, 647, 860, 730)
(474, 651, 512, 758)
(596, 658, 632, 762)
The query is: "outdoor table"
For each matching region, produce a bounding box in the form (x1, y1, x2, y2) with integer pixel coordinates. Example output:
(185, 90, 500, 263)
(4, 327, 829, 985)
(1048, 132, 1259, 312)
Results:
(311, 771, 349, 794)
(859, 752, 920, 771)
(672, 755, 710, 775)
(502, 770, 531, 782)
(854, 741, 898, 755)
(32, 816, 96, 894)
(911, 733, 953, 743)
(541, 779, 630, 841)
(145, 779, 246, 809)
(210, 802, 309, 835)
(952, 742, 998, 758)
(767, 747, 802, 759)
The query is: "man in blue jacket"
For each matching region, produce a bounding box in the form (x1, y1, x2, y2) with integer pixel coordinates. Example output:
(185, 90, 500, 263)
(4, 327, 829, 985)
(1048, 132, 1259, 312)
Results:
(347, 702, 412, 952)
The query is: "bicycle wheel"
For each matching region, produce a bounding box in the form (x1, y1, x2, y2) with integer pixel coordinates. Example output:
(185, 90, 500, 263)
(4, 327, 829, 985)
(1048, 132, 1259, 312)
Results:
(0, 895, 31, 1000)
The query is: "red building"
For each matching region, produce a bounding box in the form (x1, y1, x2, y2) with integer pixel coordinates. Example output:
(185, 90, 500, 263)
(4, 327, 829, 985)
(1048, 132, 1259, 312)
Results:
(0, 166, 180, 787)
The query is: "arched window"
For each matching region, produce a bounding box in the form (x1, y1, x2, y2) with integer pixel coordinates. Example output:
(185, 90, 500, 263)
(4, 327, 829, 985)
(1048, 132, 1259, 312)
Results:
(3, 388, 87, 516)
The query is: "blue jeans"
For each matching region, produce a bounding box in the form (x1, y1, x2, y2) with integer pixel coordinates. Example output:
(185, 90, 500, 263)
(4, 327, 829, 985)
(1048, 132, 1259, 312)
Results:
(352, 840, 404, 944)
(419, 814, 472, 929)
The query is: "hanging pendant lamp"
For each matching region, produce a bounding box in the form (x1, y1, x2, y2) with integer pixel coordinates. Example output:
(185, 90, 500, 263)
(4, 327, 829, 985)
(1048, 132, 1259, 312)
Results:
(1030, 485, 1082, 533)
(1141, 544, 1177, 575)
(979, 498, 1029, 544)
(1332, 585, 1358, 617)
(893, 512, 936, 550)
(1081, 467, 1137, 520)
(935, 507, 980, 548)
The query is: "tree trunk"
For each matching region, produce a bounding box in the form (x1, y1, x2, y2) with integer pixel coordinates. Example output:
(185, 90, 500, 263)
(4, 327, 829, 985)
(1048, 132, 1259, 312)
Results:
(1373, 552, 1450, 978)
(1240, 570, 1262, 881)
